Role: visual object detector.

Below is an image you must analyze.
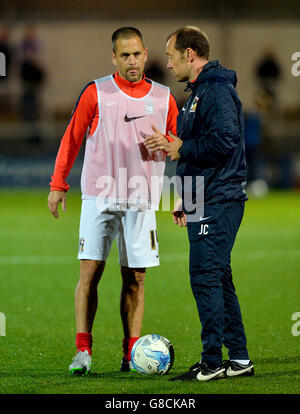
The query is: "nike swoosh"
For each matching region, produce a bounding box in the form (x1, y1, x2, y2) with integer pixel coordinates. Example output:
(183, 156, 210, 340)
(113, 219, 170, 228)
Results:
(196, 368, 225, 381)
(199, 216, 211, 222)
(226, 366, 252, 377)
(124, 114, 146, 122)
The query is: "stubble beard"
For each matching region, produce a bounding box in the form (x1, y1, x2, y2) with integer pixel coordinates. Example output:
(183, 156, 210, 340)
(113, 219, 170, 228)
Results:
(174, 72, 189, 82)
(126, 68, 143, 83)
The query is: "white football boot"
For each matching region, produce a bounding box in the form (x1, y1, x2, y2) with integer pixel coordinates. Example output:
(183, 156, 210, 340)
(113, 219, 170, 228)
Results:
(69, 350, 92, 376)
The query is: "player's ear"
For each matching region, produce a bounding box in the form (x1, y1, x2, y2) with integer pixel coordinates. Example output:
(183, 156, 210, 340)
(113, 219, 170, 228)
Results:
(111, 52, 117, 67)
(144, 47, 148, 62)
(186, 47, 194, 62)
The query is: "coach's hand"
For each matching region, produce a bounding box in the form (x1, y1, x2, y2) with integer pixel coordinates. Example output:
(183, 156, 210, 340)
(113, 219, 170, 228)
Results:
(48, 190, 66, 219)
(165, 131, 183, 161)
(145, 127, 183, 161)
(171, 198, 186, 227)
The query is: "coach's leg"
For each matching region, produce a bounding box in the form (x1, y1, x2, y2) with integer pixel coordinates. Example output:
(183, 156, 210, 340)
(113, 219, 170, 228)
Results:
(222, 264, 249, 360)
(75, 259, 106, 333)
(221, 201, 249, 360)
(187, 208, 224, 369)
(190, 268, 225, 369)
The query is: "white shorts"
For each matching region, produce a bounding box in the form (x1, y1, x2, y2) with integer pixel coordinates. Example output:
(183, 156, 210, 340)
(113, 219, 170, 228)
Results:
(78, 200, 159, 268)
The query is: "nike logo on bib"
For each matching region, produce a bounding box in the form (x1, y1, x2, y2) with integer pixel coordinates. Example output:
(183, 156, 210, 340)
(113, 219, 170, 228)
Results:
(124, 114, 146, 122)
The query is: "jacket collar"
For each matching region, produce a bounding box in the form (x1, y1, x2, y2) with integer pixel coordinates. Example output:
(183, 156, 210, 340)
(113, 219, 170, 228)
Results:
(185, 60, 219, 92)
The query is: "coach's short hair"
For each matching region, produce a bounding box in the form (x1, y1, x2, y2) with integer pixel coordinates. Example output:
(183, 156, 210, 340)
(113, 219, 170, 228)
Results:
(167, 26, 210, 59)
(112, 27, 145, 53)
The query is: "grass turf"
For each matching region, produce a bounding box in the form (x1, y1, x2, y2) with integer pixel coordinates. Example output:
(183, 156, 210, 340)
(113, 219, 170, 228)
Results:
(0, 189, 299, 394)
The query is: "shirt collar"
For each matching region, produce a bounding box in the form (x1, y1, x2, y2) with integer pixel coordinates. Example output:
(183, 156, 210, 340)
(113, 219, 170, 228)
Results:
(114, 70, 146, 89)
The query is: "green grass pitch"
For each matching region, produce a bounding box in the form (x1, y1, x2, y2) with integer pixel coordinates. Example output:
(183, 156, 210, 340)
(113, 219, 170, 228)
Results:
(0, 189, 299, 394)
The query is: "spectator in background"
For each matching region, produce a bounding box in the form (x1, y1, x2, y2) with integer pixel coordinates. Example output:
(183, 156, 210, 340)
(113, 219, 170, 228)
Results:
(0, 25, 13, 113)
(244, 110, 261, 183)
(145, 59, 166, 83)
(244, 93, 270, 184)
(19, 26, 45, 143)
(255, 48, 281, 105)
(0, 26, 12, 77)
(245, 91, 274, 197)
(20, 25, 41, 57)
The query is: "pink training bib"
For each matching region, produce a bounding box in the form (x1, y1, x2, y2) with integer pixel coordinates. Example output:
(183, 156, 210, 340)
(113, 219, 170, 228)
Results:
(81, 75, 170, 211)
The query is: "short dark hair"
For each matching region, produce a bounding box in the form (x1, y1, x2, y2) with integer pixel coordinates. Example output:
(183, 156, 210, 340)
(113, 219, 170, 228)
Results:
(112, 27, 145, 53)
(167, 26, 210, 59)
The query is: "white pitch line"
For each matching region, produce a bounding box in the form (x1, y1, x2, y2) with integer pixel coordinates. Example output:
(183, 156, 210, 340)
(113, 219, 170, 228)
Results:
(0, 255, 76, 264)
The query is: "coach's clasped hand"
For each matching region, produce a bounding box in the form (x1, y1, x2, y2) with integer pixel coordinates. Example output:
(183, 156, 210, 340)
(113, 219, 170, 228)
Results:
(144, 125, 183, 161)
(165, 131, 183, 161)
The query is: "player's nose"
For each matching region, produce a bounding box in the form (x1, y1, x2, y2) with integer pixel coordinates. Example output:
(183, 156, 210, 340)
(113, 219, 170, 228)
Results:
(128, 55, 137, 65)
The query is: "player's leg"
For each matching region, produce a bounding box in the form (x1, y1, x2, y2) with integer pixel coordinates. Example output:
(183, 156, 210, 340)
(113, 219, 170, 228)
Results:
(120, 266, 146, 371)
(75, 259, 105, 334)
(69, 260, 104, 376)
(117, 210, 159, 371)
(120, 266, 146, 338)
(69, 200, 118, 375)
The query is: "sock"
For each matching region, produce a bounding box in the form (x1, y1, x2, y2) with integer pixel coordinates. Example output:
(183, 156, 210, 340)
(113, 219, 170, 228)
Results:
(231, 359, 250, 365)
(122, 337, 139, 361)
(76, 332, 93, 356)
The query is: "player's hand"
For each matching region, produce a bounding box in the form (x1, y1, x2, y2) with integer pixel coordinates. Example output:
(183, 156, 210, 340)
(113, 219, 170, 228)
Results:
(47, 190, 66, 219)
(171, 198, 186, 227)
(144, 125, 168, 152)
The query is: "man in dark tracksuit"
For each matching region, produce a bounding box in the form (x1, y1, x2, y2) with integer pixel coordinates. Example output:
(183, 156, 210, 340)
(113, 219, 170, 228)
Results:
(145, 26, 254, 381)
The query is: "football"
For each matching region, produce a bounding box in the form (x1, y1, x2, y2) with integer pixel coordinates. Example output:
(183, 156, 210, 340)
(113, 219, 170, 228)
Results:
(131, 334, 175, 375)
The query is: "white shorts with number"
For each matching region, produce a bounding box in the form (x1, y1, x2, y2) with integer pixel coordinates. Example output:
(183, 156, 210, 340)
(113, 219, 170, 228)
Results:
(78, 200, 159, 268)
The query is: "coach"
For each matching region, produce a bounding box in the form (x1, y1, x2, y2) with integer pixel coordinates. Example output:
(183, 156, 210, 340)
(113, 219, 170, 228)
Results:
(145, 26, 254, 381)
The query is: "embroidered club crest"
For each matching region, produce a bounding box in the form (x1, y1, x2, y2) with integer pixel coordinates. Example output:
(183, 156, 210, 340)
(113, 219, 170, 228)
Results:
(145, 99, 155, 115)
(79, 238, 85, 253)
(190, 96, 199, 113)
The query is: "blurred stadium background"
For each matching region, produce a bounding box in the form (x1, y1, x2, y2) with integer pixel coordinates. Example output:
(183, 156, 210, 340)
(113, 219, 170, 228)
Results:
(0, 0, 300, 191)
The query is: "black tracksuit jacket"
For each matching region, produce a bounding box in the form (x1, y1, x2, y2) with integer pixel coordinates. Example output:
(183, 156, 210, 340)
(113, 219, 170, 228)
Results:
(177, 60, 248, 208)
